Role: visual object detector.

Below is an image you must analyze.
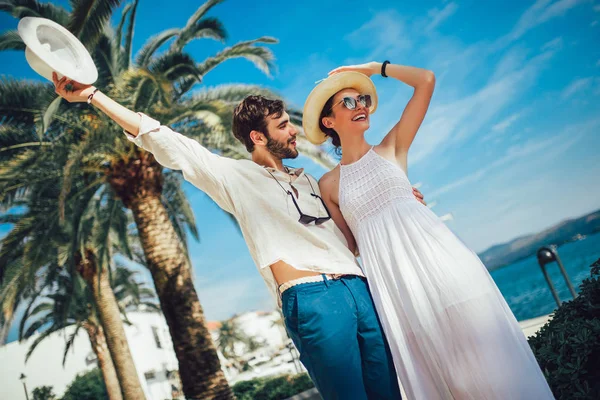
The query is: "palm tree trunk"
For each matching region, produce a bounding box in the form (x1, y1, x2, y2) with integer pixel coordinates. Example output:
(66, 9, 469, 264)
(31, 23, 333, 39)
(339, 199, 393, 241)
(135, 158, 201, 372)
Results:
(130, 194, 233, 400)
(84, 321, 124, 400)
(77, 250, 146, 400)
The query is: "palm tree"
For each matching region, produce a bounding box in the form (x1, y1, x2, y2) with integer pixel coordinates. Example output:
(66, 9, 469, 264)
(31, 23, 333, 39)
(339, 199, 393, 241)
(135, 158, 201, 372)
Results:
(272, 310, 302, 374)
(0, 171, 149, 400)
(0, 1, 335, 398)
(20, 266, 157, 400)
(216, 318, 252, 360)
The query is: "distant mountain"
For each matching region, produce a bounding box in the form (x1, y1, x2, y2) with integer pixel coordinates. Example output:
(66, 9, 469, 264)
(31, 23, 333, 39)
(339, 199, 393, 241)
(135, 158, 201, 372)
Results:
(478, 209, 600, 270)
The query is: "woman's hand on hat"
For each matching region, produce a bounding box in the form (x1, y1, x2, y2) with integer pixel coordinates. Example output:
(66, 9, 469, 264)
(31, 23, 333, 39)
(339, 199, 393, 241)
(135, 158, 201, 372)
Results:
(52, 72, 96, 103)
(328, 62, 379, 77)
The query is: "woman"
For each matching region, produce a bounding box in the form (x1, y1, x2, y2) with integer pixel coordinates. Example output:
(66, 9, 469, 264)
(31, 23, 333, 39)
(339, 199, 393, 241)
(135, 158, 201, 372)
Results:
(303, 61, 554, 399)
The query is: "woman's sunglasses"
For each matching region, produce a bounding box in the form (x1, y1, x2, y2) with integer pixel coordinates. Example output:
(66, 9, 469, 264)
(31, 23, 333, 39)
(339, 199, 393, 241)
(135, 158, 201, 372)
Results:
(329, 94, 372, 113)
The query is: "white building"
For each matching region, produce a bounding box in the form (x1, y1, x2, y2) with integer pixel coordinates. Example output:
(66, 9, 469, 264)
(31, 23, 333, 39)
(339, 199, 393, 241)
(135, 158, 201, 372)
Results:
(208, 310, 305, 384)
(0, 311, 182, 400)
(0, 309, 310, 400)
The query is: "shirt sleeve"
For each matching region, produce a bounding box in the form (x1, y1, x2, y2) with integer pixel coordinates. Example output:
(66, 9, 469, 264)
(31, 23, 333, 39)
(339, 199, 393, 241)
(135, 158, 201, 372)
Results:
(124, 113, 236, 213)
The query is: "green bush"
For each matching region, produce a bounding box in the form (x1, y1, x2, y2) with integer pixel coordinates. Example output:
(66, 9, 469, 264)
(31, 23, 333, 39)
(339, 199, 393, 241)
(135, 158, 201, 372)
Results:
(290, 373, 314, 394)
(32, 386, 56, 400)
(529, 258, 600, 399)
(61, 368, 108, 400)
(232, 373, 315, 400)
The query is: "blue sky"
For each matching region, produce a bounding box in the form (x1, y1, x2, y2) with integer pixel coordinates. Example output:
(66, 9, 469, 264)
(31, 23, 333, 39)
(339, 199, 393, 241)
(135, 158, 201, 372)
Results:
(1, 0, 600, 326)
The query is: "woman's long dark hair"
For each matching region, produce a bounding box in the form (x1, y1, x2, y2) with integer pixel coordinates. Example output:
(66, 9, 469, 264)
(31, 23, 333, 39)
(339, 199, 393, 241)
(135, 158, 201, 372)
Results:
(319, 95, 342, 155)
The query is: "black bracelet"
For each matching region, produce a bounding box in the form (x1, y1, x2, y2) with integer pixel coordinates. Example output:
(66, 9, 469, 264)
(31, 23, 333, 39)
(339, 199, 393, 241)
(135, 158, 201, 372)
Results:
(87, 88, 99, 105)
(381, 60, 390, 77)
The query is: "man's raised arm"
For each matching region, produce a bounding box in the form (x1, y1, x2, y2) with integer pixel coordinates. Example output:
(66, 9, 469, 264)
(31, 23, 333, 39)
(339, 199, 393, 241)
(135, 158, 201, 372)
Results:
(53, 73, 142, 136)
(53, 73, 236, 213)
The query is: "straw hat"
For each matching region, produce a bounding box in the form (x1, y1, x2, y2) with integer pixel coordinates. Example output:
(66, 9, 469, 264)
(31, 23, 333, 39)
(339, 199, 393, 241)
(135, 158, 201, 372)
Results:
(302, 71, 378, 145)
(18, 17, 98, 84)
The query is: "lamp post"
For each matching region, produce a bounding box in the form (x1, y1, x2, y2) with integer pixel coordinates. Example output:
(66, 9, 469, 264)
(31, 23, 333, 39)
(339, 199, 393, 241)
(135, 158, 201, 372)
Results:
(536, 245, 577, 307)
(19, 373, 30, 400)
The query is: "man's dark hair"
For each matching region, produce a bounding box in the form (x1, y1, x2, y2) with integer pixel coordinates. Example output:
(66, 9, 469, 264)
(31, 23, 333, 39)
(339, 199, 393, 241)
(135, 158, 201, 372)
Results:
(232, 95, 285, 152)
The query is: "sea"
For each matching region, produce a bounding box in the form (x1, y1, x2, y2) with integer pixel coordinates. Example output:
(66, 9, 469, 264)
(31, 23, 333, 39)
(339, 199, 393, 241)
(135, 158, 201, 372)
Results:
(490, 232, 600, 321)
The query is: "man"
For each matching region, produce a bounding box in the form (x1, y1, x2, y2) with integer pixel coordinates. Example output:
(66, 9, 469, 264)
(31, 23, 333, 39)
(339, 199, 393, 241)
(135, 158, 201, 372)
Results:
(53, 72, 424, 399)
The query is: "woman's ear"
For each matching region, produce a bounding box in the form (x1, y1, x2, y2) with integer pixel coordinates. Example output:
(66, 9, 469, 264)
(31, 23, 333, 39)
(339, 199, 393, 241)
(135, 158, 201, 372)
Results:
(322, 116, 333, 129)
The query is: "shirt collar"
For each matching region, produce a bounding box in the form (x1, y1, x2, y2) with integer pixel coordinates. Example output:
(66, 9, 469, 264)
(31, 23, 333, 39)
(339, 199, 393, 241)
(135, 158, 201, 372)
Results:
(264, 165, 304, 177)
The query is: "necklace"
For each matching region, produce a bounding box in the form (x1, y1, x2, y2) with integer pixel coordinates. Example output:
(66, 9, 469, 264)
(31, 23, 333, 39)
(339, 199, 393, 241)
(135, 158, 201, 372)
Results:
(266, 167, 313, 199)
(283, 167, 299, 197)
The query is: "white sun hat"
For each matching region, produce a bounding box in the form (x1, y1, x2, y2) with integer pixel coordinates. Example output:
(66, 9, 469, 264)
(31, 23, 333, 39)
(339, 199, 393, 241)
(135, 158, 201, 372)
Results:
(17, 17, 98, 84)
(302, 71, 378, 145)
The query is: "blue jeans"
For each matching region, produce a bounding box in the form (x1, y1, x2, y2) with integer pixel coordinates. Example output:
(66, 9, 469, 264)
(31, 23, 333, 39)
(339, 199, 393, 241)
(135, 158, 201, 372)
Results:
(281, 275, 401, 400)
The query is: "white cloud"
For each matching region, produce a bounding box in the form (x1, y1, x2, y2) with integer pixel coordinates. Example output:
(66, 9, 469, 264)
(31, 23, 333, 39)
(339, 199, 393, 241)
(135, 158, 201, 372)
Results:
(492, 113, 521, 133)
(279, 52, 337, 108)
(591, 20, 598, 27)
(494, 0, 587, 48)
(594, 4, 600, 11)
(428, 135, 563, 198)
(408, 49, 554, 164)
(429, 169, 487, 198)
(488, 47, 530, 82)
(421, 40, 486, 97)
(427, 2, 459, 31)
(466, 164, 600, 253)
(561, 77, 593, 99)
(541, 37, 564, 51)
(427, 118, 598, 199)
(344, 11, 412, 61)
(537, 0, 587, 21)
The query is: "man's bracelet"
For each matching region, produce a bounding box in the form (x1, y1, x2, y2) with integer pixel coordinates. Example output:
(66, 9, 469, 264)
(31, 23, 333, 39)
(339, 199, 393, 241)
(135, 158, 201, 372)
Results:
(87, 88, 99, 105)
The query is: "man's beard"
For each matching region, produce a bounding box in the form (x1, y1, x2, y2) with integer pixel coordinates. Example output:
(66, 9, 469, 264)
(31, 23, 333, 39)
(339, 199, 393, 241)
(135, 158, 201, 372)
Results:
(266, 134, 298, 160)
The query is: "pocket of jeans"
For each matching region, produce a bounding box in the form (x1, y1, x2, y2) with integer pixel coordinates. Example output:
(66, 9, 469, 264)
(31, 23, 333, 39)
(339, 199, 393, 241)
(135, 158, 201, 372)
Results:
(282, 291, 299, 334)
(296, 289, 329, 339)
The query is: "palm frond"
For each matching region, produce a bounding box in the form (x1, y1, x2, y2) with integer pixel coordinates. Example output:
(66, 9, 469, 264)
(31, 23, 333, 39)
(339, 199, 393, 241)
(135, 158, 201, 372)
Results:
(41, 96, 63, 136)
(148, 51, 202, 84)
(21, 313, 52, 339)
(170, 17, 227, 53)
(0, 0, 70, 25)
(135, 28, 180, 67)
(61, 324, 81, 365)
(0, 30, 25, 51)
(296, 136, 337, 170)
(0, 124, 39, 159)
(23, 324, 60, 362)
(25, 302, 54, 319)
(112, 68, 173, 109)
(114, 1, 133, 55)
(0, 77, 52, 127)
(122, 0, 139, 70)
(68, 0, 123, 48)
(171, 0, 225, 52)
(191, 84, 279, 104)
(93, 33, 119, 86)
(0, 260, 31, 329)
(0, 152, 56, 206)
(196, 37, 277, 77)
(162, 171, 198, 249)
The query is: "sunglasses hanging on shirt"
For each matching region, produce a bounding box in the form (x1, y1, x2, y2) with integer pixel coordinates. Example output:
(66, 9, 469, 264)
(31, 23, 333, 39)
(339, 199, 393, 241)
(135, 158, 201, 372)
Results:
(266, 169, 332, 225)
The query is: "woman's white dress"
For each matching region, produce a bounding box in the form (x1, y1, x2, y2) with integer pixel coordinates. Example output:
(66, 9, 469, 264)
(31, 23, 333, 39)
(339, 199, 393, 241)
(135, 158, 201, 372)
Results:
(338, 148, 554, 400)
